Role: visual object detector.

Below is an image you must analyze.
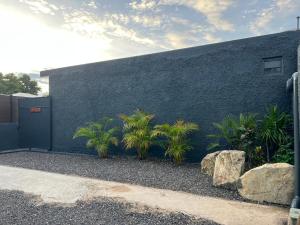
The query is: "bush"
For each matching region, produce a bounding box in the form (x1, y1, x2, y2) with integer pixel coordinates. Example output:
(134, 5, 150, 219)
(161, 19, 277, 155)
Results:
(153, 120, 199, 165)
(73, 117, 119, 158)
(259, 105, 292, 162)
(119, 109, 157, 159)
(208, 106, 293, 168)
(207, 113, 259, 168)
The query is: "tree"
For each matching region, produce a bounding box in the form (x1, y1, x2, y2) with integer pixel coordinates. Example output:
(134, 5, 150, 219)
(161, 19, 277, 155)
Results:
(0, 73, 41, 95)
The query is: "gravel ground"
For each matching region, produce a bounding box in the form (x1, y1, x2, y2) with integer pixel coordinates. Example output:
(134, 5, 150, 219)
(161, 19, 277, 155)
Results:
(0, 151, 242, 201)
(0, 190, 219, 225)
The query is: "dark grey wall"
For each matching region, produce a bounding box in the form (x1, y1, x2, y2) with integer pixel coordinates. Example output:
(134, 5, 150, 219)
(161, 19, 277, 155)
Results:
(42, 31, 300, 162)
(0, 123, 19, 150)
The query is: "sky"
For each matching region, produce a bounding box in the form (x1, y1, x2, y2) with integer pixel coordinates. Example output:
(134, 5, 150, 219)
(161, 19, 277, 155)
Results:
(0, 0, 299, 92)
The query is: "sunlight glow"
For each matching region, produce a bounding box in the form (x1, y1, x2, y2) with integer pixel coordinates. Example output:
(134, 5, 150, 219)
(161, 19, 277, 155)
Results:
(0, 5, 112, 74)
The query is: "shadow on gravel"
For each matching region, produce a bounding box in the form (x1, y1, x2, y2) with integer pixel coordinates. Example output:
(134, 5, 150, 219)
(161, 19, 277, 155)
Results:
(0, 190, 219, 225)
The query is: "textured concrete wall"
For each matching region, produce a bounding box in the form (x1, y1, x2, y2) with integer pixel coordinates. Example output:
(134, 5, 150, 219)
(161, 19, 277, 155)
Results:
(42, 31, 300, 162)
(0, 123, 19, 150)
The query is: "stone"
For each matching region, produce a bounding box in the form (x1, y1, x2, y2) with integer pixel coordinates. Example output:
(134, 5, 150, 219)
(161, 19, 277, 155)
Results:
(213, 150, 245, 190)
(238, 163, 294, 205)
(201, 151, 221, 176)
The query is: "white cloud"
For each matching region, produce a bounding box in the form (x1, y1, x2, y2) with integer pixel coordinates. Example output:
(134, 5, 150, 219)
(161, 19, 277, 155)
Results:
(250, 0, 300, 35)
(130, 0, 235, 31)
(130, 0, 157, 10)
(19, 0, 59, 15)
(86, 0, 98, 9)
(62, 10, 156, 46)
(131, 15, 162, 27)
(250, 8, 274, 34)
(162, 0, 234, 31)
(165, 33, 188, 48)
(203, 33, 221, 43)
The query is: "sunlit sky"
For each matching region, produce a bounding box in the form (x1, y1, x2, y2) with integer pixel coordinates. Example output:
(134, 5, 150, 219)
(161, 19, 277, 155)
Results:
(0, 0, 300, 91)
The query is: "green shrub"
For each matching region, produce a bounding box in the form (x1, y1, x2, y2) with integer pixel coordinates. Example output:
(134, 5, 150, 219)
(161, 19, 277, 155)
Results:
(153, 120, 199, 165)
(207, 113, 263, 168)
(259, 105, 292, 162)
(207, 113, 258, 150)
(208, 106, 294, 168)
(73, 117, 119, 158)
(119, 110, 157, 159)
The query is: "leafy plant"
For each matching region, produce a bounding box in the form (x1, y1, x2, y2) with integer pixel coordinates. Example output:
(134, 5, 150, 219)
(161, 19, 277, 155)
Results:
(207, 113, 260, 168)
(73, 117, 119, 158)
(207, 113, 257, 151)
(153, 120, 199, 164)
(259, 105, 292, 162)
(119, 109, 157, 159)
(272, 137, 294, 164)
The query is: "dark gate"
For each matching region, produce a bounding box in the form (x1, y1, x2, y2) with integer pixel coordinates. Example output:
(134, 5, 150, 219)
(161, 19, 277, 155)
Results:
(18, 97, 51, 150)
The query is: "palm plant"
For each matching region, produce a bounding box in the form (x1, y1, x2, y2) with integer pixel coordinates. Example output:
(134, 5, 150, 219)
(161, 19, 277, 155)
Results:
(207, 113, 257, 150)
(259, 105, 292, 162)
(73, 117, 119, 158)
(119, 110, 156, 159)
(153, 120, 199, 164)
(207, 113, 259, 168)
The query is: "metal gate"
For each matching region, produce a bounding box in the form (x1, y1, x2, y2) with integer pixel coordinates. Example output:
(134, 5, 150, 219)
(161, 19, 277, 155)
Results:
(18, 97, 51, 150)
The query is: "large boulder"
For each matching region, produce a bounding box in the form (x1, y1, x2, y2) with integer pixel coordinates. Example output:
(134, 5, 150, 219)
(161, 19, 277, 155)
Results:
(213, 150, 245, 190)
(201, 151, 221, 176)
(238, 163, 294, 205)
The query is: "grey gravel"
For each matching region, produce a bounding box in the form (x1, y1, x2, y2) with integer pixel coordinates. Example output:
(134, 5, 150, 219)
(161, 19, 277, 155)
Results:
(0, 151, 242, 201)
(0, 190, 219, 225)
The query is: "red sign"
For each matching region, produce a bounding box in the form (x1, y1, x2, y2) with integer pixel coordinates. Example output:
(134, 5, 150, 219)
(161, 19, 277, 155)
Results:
(30, 107, 41, 113)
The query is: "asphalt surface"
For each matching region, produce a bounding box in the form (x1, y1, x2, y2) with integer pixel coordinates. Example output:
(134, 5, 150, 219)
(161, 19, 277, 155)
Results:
(0, 190, 219, 225)
(0, 151, 242, 201)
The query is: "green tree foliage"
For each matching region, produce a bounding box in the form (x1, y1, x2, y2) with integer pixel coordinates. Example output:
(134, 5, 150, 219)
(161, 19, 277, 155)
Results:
(119, 110, 157, 160)
(0, 73, 41, 95)
(153, 120, 199, 165)
(73, 118, 119, 158)
(208, 106, 293, 168)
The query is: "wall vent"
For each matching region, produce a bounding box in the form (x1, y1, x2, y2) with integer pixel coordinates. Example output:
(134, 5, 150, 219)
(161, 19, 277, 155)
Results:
(263, 56, 283, 74)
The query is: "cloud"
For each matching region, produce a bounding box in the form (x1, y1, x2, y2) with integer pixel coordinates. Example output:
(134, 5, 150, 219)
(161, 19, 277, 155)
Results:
(130, 0, 235, 31)
(250, 0, 300, 35)
(19, 0, 59, 15)
(165, 33, 188, 48)
(203, 33, 222, 43)
(62, 10, 156, 46)
(130, 0, 157, 10)
(131, 15, 162, 27)
(86, 0, 98, 9)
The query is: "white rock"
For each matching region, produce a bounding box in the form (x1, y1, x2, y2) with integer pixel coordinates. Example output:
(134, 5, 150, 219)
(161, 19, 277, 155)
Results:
(238, 163, 294, 205)
(213, 150, 245, 190)
(201, 151, 221, 176)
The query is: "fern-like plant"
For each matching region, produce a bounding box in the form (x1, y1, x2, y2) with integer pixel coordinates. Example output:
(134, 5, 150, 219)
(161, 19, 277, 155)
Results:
(119, 110, 156, 159)
(259, 105, 292, 162)
(153, 120, 199, 164)
(73, 117, 119, 158)
(207, 113, 257, 151)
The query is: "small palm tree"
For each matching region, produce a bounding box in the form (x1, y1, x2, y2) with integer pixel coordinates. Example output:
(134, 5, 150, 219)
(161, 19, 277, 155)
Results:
(73, 117, 119, 158)
(119, 109, 156, 160)
(153, 120, 199, 164)
(259, 105, 291, 162)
